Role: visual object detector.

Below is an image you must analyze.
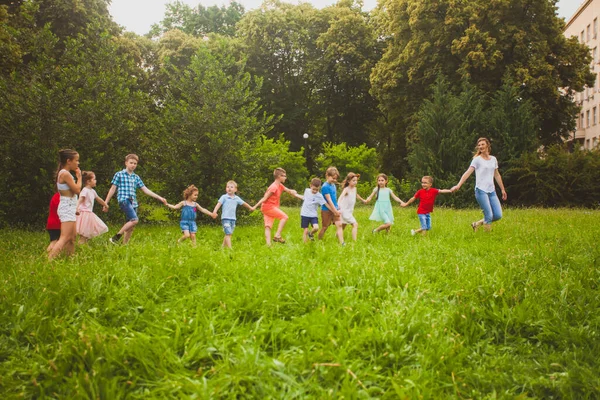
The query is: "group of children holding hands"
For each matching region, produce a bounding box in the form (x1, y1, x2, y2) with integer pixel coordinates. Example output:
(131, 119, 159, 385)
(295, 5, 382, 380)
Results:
(47, 150, 454, 260)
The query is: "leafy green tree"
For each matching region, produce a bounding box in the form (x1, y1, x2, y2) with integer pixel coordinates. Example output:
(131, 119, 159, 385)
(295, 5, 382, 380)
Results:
(144, 42, 282, 206)
(311, 1, 381, 147)
(371, 0, 595, 177)
(505, 145, 600, 207)
(0, 3, 150, 225)
(237, 1, 319, 151)
(488, 80, 539, 163)
(314, 142, 379, 182)
(148, 0, 245, 38)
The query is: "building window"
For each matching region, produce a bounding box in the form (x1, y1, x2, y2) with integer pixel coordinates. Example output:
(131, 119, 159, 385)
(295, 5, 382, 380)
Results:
(594, 47, 598, 65)
(587, 109, 590, 127)
(582, 30, 585, 43)
(588, 25, 591, 41)
(586, 139, 591, 149)
(593, 137, 598, 148)
(594, 107, 597, 125)
(581, 112, 585, 128)
(595, 18, 598, 39)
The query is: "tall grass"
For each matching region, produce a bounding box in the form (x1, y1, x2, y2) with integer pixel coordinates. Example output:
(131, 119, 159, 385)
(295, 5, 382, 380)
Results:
(1, 208, 599, 398)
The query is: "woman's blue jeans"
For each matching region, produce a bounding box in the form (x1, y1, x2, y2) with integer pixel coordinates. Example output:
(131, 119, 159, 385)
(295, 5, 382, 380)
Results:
(475, 188, 502, 224)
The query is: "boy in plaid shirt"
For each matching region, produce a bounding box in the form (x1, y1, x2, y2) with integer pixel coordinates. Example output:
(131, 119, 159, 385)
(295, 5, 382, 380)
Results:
(104, 154, 167, 244)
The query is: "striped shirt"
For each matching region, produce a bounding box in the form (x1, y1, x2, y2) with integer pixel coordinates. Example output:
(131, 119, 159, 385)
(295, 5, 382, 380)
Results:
(111, 169, 145, 207)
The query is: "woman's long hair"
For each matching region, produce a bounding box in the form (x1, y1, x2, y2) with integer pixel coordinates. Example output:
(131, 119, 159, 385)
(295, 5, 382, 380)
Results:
(473, 137, 491, 158)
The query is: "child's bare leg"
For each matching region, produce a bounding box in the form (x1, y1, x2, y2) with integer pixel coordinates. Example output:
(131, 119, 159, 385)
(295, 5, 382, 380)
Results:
(374, 223, 391, 233)
(178, 231, 190, 242)
(264, 226, 272, 245)
(274, 218, 287, 238)
(311, 224, 319, 235)
(49, 222, 76, 260)
(78, 235, 88, 245)
(46, 241, 57, 254)
(121, 220, 138, 244)
(190, 233, 197, 245)
(351, 222, 358, 241)
(318, 225, 328, 240)
(223, 235, 232, 248)
(335, 221, 345, 244)
(303, 228, 309, 243)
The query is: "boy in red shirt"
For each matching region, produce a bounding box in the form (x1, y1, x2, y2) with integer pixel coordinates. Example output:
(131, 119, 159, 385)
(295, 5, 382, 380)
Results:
(46, 192, 61, 253)
(401, 176, 452, 235)
(254, 167, 303, 245)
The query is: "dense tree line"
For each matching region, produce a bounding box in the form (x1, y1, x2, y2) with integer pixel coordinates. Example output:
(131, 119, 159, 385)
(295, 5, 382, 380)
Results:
(0, 0, 597, 226)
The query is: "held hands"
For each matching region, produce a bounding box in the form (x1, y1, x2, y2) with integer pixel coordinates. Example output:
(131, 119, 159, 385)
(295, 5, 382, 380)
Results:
(450, 185, 459, 193)
(102, 205, 109, 213)
(211, 212, 218, 219)
(159, 196, 168, 205)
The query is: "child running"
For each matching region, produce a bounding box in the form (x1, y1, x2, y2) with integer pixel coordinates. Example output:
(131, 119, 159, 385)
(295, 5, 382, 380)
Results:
(212, 180, 255, 248)
(364, 173, 404, 233)
(338, 172, 367, 241)
(299, 178, 335, 243)
(75, 171, 109, 244)
(105, 154, 167, 244)
(254, 167, 303, 246)
(401, 176, 452, 235)
(317, 167, 345, 245)
(46, 192, 61, 254)
(48, 149, 82, 260)
(167, 184, 214, 245)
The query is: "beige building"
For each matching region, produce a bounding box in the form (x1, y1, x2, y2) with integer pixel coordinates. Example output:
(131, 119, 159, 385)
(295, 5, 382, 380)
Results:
(565, 0, 600, 150)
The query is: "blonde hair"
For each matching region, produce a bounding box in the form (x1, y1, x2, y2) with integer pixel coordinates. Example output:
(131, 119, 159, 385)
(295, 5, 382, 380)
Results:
(473, 137, 491, 158)
(422, 176, 433, 184)
(341, 172, 360, 188)
(273, 168, 286, 178)
(325, 166, 339, 178)
(125, 154, 139, 162)
(183, 184, 199, 200)
(227, 180, 238, 188)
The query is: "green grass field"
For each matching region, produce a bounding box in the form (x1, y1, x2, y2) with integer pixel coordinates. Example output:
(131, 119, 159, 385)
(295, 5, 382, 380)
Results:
(1, 207, 599, 398)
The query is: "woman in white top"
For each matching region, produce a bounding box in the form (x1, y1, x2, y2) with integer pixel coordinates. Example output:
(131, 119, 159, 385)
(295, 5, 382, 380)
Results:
(48, 149, 82, 260)
(451, 138, 507, 232)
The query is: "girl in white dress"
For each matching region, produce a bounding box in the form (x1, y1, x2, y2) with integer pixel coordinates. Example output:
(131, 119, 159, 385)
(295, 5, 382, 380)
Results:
(338, 172, 367, 241)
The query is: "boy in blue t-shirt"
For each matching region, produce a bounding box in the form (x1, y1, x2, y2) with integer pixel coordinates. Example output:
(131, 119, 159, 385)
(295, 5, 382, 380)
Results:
(212, 180, 256, 248)
(299, 177, 336, 242)
(317, 167, 345, 245)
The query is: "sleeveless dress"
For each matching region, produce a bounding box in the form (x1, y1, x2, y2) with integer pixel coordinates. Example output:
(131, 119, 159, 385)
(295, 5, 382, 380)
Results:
(369, 187, 394, 224)
(76, 187, 108, 239)
(339, 187, 357, 225)
(181, 202, 197, 222)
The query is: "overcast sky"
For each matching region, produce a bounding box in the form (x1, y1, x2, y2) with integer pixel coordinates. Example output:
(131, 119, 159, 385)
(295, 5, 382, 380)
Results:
(108, 0, 583, 36)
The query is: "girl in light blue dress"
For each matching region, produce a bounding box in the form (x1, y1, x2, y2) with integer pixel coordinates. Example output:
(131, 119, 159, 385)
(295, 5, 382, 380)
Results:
(365, 173, 406, 233)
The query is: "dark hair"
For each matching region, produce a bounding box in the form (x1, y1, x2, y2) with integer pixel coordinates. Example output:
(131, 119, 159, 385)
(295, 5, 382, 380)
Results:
(310, 177, 322, 188)
(341, 172, 360, 188)
(376, 173, 388, 200)
(55, 149, 78, 181)
(81, 171, 95, 186)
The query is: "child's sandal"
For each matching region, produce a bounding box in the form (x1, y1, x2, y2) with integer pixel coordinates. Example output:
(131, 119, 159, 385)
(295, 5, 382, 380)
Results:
(273, 236, 286, 244)
(471, 222, 477, 232)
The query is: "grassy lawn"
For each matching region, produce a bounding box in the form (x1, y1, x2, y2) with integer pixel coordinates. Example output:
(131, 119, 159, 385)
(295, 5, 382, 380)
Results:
(1, 207, 599, 398)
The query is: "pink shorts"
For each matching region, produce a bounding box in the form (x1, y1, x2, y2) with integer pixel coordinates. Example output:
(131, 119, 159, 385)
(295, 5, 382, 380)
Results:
(261, 207, 288, 228)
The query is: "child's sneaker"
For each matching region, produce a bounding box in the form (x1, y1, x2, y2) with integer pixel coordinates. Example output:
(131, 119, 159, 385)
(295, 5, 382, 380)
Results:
(411, 229, 416, 236)
(109, 235, 121, 244)
(307, 231, 314, 241)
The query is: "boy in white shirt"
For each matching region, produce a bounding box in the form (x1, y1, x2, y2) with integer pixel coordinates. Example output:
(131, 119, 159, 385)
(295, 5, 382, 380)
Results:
(299, 178, 336, 242)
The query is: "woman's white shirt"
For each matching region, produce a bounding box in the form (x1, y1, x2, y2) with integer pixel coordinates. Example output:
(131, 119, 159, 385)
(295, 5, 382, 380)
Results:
(469, 155, 498, 193)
